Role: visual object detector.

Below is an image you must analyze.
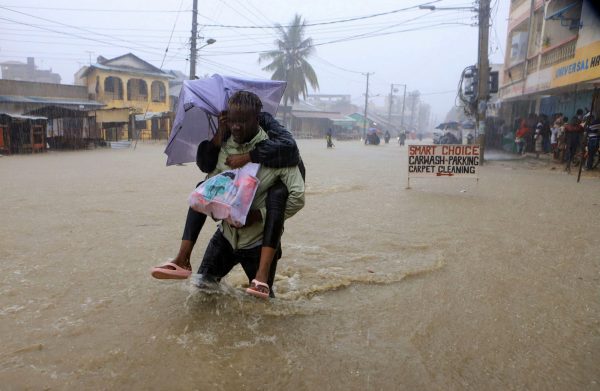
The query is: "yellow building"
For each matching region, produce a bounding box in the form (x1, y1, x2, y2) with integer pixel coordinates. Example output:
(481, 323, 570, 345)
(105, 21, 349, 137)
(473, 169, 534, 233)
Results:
(500, 0, 600, 121)
(75, 53, 173, 141)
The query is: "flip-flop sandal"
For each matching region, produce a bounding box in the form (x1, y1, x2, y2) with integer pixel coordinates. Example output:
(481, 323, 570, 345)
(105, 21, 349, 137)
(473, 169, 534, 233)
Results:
(246, 279, 270, 299)
(150, 261, 192, 280)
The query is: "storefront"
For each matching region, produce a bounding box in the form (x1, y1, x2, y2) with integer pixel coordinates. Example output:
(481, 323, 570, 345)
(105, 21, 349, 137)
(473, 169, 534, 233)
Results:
(0, 113, 47, 154)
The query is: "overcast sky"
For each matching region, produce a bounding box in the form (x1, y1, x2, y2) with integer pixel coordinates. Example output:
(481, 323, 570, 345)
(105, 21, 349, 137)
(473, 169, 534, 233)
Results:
(0, 0, 509, 122)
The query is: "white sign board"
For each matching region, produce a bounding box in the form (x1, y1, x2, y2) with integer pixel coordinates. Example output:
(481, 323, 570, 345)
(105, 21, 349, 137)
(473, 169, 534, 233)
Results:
(408, 144, 480, 178)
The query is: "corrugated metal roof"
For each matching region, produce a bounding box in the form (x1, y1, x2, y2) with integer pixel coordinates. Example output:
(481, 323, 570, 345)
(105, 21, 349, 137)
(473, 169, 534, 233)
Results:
(332, 116, 357, 123)
(291, 101, 323, 112)
(291, 111, 351, 120)
(0, 112, 47, 120)
(0, 95, 104, 108)
(82, 64, 174, 79)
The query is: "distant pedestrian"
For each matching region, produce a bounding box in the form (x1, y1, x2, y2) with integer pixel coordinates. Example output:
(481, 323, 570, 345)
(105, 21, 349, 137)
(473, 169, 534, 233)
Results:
(515, 118, 530, 155)
(534, 123, 543, 158)
(557, 117, 567, 161)
(564, 116, 583, 172)
(540, 114, 551, 153)
(551, 118, 562, 160)
(398, 131, 406, 146)
(525, 113, 538, 152)
(586, 119, 600, 170)
(326, 128, 334, 148)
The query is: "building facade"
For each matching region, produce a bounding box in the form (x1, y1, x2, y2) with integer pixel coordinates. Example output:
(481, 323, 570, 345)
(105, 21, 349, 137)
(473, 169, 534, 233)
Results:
(500, 0, 600, 124)
(0, 57, 61, 84)
(0, 79, 104, 151)
(75, 53, 173, 141)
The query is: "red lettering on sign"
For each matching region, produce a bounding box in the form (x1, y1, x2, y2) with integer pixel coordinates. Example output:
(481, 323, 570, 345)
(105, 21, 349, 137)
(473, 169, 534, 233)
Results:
(409, 145, 437, 155)
(441, 145, 480, 155)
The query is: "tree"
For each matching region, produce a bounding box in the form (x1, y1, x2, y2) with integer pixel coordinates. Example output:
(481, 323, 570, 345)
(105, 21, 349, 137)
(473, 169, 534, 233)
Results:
(259, 14, 319, 124)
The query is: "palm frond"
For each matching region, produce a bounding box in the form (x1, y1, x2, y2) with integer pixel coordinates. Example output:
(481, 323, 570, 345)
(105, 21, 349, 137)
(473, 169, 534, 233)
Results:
(257, 13, 319, 104)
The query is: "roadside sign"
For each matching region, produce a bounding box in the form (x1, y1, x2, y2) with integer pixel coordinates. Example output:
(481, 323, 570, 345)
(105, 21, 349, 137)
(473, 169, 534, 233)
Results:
(407, 144, 480, 188)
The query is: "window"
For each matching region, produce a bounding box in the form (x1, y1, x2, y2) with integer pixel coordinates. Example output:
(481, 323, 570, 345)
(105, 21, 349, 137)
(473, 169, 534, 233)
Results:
(127, 79, 148, 101)
(151, 81, 166, 102)
(104, 76, 123, 100)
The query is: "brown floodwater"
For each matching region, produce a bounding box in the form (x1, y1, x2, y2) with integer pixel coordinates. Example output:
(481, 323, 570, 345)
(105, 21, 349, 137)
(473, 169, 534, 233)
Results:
(0, 140, 599, 390)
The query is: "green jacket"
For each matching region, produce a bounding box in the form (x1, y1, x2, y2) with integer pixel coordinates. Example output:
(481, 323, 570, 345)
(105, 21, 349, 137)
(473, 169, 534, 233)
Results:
(208, 127, 305, 250)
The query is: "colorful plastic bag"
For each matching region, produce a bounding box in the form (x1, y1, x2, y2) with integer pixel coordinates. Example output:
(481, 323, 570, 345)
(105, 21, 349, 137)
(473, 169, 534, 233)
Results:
(188, 163, 260, 226)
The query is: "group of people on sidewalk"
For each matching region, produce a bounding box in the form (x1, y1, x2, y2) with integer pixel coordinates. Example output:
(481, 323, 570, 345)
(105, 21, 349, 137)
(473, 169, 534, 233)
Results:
(514, 109, 599, 171)
(150, 91, 305, 299)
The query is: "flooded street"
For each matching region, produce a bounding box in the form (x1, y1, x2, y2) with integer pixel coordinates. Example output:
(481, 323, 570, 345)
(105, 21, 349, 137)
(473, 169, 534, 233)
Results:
(1, 140, 599, 390)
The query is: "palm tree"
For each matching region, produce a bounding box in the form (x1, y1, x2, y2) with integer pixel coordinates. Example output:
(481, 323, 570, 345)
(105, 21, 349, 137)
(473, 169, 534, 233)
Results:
(259, 14, 319, 124)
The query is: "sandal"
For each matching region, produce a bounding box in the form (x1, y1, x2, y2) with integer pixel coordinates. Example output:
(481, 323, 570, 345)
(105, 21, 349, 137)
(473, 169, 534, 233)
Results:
(150, 261, 192, 280)
(246, 279, 270, 299)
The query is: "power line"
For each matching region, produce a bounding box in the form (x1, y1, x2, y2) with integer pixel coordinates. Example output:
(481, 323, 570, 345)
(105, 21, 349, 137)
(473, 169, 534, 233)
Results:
(175, 20, 474, 57)
(0, 17, 161, 57)
(0, 6, 166, 52)
(0, 18, 472, 64)
(0, 4, 192, 12)
(0, 13, 471, 46)
(0, 11, 456, 35)
(312, 55, 363, 74)
(216, 0, 279, 46)
(201, 57, 262, 78)
(159, 0, 185, 69)
(192, 1, 442, 29)
(0, 11, 470, 44)
(312, 21, 473, 47)
(420, 89, 457, 95)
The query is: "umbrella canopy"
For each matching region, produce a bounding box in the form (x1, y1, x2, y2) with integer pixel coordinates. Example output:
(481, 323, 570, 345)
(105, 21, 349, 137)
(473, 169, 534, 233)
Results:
(164, 74, 286, 166)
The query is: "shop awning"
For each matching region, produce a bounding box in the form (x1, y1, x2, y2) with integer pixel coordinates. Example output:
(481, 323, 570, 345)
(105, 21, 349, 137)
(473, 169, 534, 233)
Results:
(0, 112, 47, 120)
(0, 95, 104, 109)
(135, 111, 169, 121)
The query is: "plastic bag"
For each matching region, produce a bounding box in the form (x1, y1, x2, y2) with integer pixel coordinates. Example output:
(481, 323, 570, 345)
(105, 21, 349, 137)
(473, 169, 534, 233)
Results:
(188, 163, 260, 227)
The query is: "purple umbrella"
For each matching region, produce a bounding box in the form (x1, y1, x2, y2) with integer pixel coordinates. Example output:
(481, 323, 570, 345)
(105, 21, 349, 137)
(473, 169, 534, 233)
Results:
(164, 74, 286, 166)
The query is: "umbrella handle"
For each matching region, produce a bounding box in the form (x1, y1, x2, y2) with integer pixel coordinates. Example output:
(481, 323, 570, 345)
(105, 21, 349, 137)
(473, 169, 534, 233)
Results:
(207, 114, 218, 136)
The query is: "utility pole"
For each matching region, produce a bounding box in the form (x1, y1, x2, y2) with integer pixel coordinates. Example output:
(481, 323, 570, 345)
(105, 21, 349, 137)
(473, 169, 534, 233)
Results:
(189, 0, 198, 79)
(408, 91, 420, 130)
(362, 72, 373, 140)
(400, 84, 407, 132)
(476, 0, 491, 162)
(388, 83, 407, 135)
(388, 84, 394, 130)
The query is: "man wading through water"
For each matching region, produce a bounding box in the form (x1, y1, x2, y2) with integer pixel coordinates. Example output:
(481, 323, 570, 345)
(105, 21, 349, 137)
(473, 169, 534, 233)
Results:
(151, 91, 305, 299)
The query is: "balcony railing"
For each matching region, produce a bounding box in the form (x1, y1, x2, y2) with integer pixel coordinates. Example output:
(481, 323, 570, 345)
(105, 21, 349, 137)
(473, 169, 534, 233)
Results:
(526, 56, 539, 75)
(540, 38, 577, 69)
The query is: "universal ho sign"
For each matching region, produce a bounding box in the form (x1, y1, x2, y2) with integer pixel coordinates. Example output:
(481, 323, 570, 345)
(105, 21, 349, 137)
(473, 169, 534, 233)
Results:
(407, 144, 480, 188)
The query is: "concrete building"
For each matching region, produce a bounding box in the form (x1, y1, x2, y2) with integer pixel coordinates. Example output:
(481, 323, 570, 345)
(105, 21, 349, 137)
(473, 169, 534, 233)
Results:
(499, 0, 600, 123)
(305, 94, 358, 115)
(275, 100, 357, 138)
(0, 79, 105, 151)
(75, 53, 173, 141)
(165, 69, 188, 113)
(0, 57, 61, 84)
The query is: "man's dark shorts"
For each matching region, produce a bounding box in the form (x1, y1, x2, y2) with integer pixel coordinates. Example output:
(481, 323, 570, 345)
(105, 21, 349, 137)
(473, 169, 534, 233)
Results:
(198, 229, 282, 289)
